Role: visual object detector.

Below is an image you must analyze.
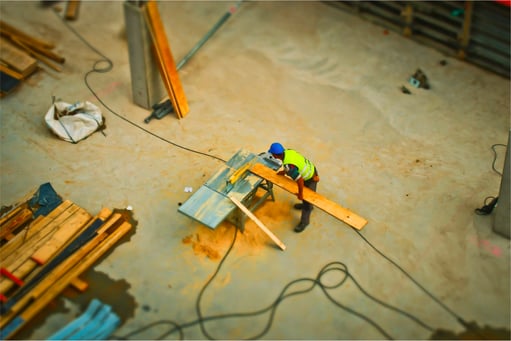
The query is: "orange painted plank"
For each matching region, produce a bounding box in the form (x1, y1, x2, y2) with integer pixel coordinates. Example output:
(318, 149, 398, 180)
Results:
(144, 0, 189, 118)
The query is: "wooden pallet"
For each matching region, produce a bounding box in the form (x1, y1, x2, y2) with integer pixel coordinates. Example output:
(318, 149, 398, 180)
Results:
(0, 189, 133, 340)
(249, 163, 368, 230)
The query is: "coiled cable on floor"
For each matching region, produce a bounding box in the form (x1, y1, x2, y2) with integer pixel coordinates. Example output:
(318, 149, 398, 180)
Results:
(115, 224, 438, 340)
(54, 5, 463, 341)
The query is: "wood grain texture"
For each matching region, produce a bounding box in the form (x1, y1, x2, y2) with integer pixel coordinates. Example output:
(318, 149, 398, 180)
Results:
(250, 163, 368, 230)
(144, 0, 189, 118)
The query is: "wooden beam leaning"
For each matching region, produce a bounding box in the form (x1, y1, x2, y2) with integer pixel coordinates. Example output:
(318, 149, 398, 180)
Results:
(250, 163, 368, 230)
(229, 195, 286, 251)
(143, 1, 189, 119)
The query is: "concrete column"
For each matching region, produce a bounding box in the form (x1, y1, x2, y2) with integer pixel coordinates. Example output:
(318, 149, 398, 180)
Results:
(493, 129, 510, 239)
(123, 1, 164, 109)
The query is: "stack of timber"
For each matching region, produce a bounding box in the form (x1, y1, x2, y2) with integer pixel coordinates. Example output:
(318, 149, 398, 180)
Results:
(0, 185, 133, 340)
(0, 20, 65, 97)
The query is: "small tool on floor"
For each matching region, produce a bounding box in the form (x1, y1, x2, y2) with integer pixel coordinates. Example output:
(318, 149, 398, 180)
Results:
(144, 99, 173, 123)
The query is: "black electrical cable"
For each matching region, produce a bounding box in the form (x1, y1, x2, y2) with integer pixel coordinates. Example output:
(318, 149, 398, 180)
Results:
(474, 143, 506, 215)
(52, 5, 464, 341)
(354, 229, 474, 332)
(491, 143, 506, 176)
(115, 225, 438, 340)
(53, 8, 227, 165)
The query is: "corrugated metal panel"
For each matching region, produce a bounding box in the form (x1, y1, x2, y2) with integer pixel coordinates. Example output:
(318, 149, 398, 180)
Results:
(326, 1, 510, 78)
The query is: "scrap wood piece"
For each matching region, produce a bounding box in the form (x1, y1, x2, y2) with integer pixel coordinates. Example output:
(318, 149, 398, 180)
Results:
(228, 195, 286, 251)
(0, 219, 132, 339)
(144, 0, 189, 119)
(0, 37, 38, 77)
(0, 201, 71, 263)
(0, 201, 79, 277)
(0, 207, 32, 240)
(0, 27, 65, 65)
(250, 163, 368, 230)
(0, 20, 55, 50)
(65, 0, 81, 21)
(8, 36, 62, 72)
(30, 207, 93, 265)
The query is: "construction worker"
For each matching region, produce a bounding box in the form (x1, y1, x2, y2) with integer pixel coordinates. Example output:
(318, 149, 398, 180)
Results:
(268, 142, 319, 232)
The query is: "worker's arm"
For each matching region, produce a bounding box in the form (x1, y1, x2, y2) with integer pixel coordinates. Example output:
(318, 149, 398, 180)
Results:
(296, 177, 304, 200)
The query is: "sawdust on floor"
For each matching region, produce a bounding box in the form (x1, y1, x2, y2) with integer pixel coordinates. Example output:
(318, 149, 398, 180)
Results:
(182, 193, 293, 260)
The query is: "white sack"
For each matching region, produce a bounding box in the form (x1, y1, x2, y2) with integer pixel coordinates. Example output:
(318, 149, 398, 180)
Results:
(45, 101, 104, 143)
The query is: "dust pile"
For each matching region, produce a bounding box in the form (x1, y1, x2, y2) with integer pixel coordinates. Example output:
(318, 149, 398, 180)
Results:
(182, 197, 293, 260)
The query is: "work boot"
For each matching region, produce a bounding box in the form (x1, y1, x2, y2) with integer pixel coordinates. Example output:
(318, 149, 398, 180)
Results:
(294, 221, 308, 233)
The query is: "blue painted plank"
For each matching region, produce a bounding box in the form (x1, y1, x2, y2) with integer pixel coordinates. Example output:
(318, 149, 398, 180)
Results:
(69, 304, 112, 339)
(87, 313, 120, 340)
(1, 316, 24, 340)
(47, 299, 102, 340)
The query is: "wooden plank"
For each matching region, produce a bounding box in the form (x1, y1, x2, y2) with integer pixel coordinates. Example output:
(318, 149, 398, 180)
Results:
(144, 0, 189, 119)
(229, 195, 286, 250)
(0, 20, 55, 50)
(250, 163, 368, 230)
(65, 0, 81, 21)
(9, 36, 62, 72)
(1, 215, 44, 261)
(31, 207, 92, 265)
(0, 203, 79, 280)
(0, 208, 110, 297)
(0, 213, 119, 328)
(0, 208, 32, 241)
(1, 28, 65, 64)
(0, 37, 38, 77)
(1, 221, 131, 338)
(70, 277, 88, 292)
(0, 201, 74, 266)
(0, 205, 24, 226)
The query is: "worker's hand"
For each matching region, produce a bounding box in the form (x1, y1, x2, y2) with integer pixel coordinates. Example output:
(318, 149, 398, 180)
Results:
(277, 170, 286, 176)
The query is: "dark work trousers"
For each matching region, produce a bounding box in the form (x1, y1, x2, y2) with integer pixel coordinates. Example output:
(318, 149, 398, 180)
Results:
(300, 169, 319, 225)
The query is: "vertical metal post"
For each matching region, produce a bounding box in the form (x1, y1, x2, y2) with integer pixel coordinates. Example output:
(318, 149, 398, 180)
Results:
(493, 130, 510, 239)
(124, 1, 165, 109)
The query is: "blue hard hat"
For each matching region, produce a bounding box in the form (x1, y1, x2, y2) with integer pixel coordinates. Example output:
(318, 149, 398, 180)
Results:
(269, 142, 285, 154)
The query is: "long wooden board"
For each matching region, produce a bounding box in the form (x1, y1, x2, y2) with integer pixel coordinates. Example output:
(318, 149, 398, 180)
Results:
(250, 163, 368, 230)
(229, 195, 286, 251)
(144, 0, 189, 119)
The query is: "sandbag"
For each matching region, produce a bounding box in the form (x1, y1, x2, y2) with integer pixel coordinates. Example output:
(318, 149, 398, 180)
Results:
(45, 101, 105, 143)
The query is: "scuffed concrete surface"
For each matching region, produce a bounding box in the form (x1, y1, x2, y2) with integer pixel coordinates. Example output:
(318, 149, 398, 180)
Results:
(0, 1, 509, 340)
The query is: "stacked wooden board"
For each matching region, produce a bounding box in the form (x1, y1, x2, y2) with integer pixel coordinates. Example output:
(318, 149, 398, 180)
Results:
(0, 185, 133, 339)
(0, 20, 65, 97)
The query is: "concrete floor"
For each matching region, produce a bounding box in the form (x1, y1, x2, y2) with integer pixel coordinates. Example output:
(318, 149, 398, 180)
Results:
(1, 1, 510, 340)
